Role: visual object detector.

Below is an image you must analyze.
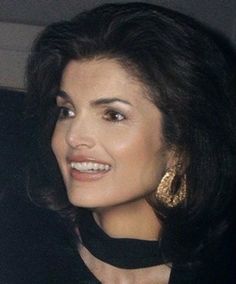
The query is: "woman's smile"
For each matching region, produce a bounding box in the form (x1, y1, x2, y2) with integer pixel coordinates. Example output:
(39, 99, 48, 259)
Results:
(68, 156, 112, 182)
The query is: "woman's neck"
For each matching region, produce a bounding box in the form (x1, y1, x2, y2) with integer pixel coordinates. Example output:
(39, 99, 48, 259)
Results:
(92, 198, 161, 241)
(77, 200, 170, 283)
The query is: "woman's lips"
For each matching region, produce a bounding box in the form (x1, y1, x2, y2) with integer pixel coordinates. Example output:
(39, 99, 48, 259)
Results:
(70, 167, 111, 182)
(68, 158, 111, 182)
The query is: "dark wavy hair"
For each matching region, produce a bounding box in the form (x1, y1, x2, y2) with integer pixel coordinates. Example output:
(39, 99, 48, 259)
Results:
(25, 2, 236, 268)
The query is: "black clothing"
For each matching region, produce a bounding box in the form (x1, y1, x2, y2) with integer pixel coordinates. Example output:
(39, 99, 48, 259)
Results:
(74, 208, 197, 283)
(0, 195, 83, 284)
(0, 198, 235, 283)
(77, 208, 164, 269)
(63, 208, 236, 284)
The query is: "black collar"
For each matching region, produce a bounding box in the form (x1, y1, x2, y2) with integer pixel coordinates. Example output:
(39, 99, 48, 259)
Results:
(76, 208, 165, 269)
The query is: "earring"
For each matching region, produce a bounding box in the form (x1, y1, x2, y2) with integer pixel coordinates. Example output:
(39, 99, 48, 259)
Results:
(155, 166, 187, 208)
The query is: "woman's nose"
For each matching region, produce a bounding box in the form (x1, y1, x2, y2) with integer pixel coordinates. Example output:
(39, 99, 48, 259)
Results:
(65, 117, 96, 149)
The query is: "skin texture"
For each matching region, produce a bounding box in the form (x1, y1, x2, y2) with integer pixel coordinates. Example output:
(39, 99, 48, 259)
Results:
(52, 58, 174, 239)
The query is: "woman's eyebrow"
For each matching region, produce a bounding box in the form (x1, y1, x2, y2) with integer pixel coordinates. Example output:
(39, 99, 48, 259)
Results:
(57, 91, 73, 103)
(56, 92, 133, 106)
(90, 97, 133, 107)
(57, 90, 70, 99)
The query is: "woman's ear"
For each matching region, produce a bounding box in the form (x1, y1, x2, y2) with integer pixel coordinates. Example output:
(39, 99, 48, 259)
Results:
(166, 148, 179, 169)
(166, 150, 188, 174)
(166, 151, 177, 170)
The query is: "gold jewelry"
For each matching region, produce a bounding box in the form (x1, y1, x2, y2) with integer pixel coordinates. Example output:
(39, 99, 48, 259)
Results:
(155, 166, 186, 208)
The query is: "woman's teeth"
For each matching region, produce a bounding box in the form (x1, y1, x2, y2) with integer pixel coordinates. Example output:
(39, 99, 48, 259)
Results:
(71, 162, 111, 172)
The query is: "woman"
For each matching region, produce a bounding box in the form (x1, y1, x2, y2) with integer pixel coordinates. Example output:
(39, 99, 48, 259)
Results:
(26, 2, 236, 283)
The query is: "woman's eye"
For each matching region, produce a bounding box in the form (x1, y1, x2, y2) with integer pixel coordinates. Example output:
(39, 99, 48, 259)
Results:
(58, 107, 75, 120)
(104, 110, 125, 122)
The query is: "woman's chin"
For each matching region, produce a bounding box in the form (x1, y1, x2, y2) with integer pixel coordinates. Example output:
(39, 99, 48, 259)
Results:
(67, 193, 106, 209)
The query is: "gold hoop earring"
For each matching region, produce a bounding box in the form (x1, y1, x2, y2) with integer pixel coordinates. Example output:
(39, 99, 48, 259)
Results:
(155, 166, 187, 208)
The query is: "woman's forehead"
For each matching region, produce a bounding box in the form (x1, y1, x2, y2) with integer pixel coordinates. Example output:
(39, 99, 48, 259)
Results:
(60, 58, 152, 103)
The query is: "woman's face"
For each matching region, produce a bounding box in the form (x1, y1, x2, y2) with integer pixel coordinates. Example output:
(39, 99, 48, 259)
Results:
(52, 58, 173, 210)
